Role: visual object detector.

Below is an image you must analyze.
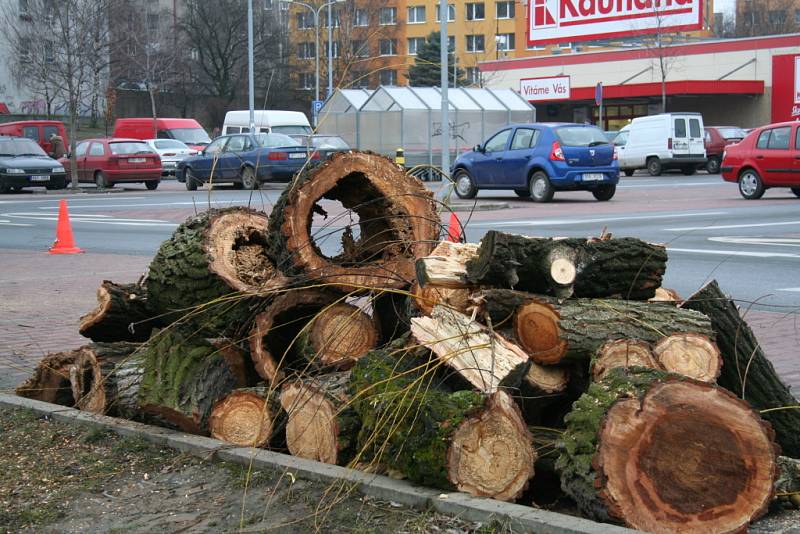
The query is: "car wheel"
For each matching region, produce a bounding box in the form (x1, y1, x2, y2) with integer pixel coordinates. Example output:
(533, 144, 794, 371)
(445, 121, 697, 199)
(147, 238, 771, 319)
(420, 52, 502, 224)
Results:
(514, 188, 531, 198)
(592, 184, 616, 201)
(705, 156, 721, 174)
(646, 157, 662, 177)
(791, 187, 800, 198)
(45, 177, 66, 190)
(738, 169, 765, 200)
(453, 169, 477, 199)
(240, 167, 258, 190)
(681, 165, 697, 176)
(145, 180, 159, 191)
(95, 171, 112, 188)
(184, 168, 198, 191)
(623, 169, 635, 177)
(529, 171, 554, 203)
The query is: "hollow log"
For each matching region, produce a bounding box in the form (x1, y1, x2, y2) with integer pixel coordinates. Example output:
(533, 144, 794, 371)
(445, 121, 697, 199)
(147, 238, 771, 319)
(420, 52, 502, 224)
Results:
(478, 289, 712, 366)
(79, 281, 153, 342)
(146, 208, 285, 335)
(590, 339, 659, 382)
(68, 342, 142, 415)
(681, 280, 800, 459)
(280, 372, 359, 465)
(652, 333, 722, 383)
(266, 151, 439, 292)
(517, 363, 570, 426)
(556, 368, 778, 533)
(297, 302, 380, 370)
(415, 241, 480, 288)
(138, 329, 237, 434)
(209, 387, 282, 447)
(16, 350, 78, 406)
(466, 231, 667, 299)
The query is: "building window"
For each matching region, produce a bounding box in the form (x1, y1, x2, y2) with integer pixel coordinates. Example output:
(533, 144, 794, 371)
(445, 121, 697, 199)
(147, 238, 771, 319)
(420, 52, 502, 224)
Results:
(146, 13, 159, 33)
(351, 71, 369, 88)
(527, 42, 545, 51)
(466, 34, 484, 53)
(496, 33, 515, 51)
(380, 39, 397, 56)
(466, 67, 481, 86)
(380, 69, 397, 86)
(407, 37, 425, 56)
(435, 4, 455, 22)
(298, 72, 314, 90)
(352, 39, 368, 57)
(325, 41, 340, 58)
(466, 3, 484, 21)
(496, 1, 514, 19)
(407, 5, 425, 24)
(449, 35, 455, 52)
(354, 8, 368, 26)
(560, 42, 572, 49)
(296, 12, 314, 29)
(323, 9, 340, 28)
(297, 42, 315, 59)
(768, 10, 784, 26)
(380, 7, 396, 25)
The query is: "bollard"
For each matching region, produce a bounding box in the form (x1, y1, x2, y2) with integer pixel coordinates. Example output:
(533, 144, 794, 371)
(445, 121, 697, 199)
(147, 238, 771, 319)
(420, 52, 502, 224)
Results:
(395, 148, 405, 167)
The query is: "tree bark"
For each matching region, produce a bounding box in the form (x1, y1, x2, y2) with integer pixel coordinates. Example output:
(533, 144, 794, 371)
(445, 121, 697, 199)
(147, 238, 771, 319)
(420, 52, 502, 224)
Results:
(68, 342, 142, 415)
(415, 241, 479, 288)
(79, 281, 153, 342)
(466, 231, 667, 300)
(478, 289, 712, 366)
(776, 456, 800, 509)
(266, 151, 439, 292)
(280, 372, 359, 465)
(16, 350, 78, 406)
(681, 280, 800, 458)
(556, 368, 778, 532)
(209, 387, 282, 448)
(296, 302, 380, 371)
(146, 208, 286, 335)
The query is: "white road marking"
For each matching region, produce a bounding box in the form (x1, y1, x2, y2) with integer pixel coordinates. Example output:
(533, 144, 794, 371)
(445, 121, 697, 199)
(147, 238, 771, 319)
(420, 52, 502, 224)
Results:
(2, 213, 172, 224)
(618, 181, 723, 188)
(667, 247, 800, 259)
(38, 200, 252, 210)
(709, 237, 800, 247)
(777, 287, 800, 292)
(666, 221, 800, 231)
(0, 196, 147, 205)
(470, 211, 727, 227)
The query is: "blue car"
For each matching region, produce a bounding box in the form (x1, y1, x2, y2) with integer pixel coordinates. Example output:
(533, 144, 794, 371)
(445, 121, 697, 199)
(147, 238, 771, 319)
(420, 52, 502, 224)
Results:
(177, 132, 317, 190)
(452, 123, 619, 202)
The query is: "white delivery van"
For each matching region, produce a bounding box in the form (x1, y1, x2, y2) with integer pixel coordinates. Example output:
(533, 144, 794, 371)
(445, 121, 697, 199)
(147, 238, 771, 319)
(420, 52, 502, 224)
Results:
(221, 110, 312, 136)
(614, 113, 707, 176)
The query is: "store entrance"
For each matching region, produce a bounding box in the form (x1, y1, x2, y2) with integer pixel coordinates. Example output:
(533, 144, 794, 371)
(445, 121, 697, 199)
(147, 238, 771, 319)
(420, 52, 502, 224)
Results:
(593, 103, 651, 133)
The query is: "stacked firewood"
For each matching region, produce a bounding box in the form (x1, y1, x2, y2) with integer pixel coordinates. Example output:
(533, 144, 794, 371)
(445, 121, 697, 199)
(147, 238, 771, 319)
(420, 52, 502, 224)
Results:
(17, 151, 800, 533)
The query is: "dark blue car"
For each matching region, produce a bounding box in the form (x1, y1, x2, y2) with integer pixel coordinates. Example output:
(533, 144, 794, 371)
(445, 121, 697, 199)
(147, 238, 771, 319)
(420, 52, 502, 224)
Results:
(452, 123, 619, 202)
(177, 132, 316, 190)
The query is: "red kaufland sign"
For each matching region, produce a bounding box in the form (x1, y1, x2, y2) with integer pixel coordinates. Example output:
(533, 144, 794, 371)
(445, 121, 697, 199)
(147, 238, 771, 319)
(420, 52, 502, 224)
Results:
(528, 0, 704, 46)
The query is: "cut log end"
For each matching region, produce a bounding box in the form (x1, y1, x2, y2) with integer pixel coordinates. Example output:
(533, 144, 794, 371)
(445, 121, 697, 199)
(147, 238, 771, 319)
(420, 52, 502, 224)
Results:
(525, 362, 569, 394)
(280, 382, 340, 464)
(447, 391, 536, 501)
(411, 282, 472, 316)
(649, 287, 683, 304)
(653, 333, 722, 383)
(595, 380, 777, 533)
(308, 303, 379, 369)
(209, 390, 274, 447)
(513, 300, 567, 365)
(592, 339, 659, 382)
(549, 257, 577, 287)
(415, 241, 479, 288)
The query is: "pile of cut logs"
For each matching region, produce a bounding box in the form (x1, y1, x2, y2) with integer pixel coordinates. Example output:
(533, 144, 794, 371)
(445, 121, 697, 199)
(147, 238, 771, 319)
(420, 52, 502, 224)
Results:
(18, 151, 800, 533)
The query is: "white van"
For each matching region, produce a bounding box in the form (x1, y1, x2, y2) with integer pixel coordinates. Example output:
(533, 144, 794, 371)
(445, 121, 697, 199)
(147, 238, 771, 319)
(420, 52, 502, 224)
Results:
(614, 113, 706, 176)
(221, 110, 312, 136)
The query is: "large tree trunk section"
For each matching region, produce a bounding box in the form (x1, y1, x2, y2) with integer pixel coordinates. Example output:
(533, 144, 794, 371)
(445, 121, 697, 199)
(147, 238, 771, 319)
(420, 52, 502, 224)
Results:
(280, 372, 359, 465)
(208, 387, 281, 447)
(466, 231, 667, 300)
(591, 339, 659, 382)
(415, 241, 479, 288)
(411, 282, 472, 316)
(297, 302, 379, 370)
(249, 289, 340, 383)
(652, 333, 721, 383)
(79, 281, 153, 342)
(16, 350, 78, 406)
(138, 329, 237, 434)
(211, 339, 258, 388)
(557, 368, 778, 533)
(68, 342, 142, 415)
(146, 208, 284, 335)
(681, 280, 800, 459)
(478, 289, 713, 366)
(266, 151, 439, 292)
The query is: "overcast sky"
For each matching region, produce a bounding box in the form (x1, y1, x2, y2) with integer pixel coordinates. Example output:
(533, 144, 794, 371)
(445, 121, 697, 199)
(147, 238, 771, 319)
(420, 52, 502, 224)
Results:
(715, 0, 735, 14)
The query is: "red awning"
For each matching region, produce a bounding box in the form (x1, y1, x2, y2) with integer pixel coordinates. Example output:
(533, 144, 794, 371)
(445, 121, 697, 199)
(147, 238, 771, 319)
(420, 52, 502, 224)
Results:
(550, 80, 765, 103)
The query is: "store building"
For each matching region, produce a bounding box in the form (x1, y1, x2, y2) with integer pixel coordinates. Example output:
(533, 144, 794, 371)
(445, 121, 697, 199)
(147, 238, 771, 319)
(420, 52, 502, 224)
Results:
(479, 34, 800, 130)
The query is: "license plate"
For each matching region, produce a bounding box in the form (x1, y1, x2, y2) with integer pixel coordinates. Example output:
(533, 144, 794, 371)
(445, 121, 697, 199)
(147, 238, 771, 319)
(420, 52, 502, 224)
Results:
(162, 161, 176, 167)
(288, 153, 307, 159)
(128, 158, 146, 163)
(30, 175, 50, 182)
(583, 173, 604, 181)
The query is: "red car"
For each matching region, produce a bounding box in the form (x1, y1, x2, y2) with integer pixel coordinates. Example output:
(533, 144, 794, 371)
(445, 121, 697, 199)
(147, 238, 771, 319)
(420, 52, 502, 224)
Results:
(703, 126, 746, 174)
(721, 121, 800, 200)
(60, 138, 161, 190)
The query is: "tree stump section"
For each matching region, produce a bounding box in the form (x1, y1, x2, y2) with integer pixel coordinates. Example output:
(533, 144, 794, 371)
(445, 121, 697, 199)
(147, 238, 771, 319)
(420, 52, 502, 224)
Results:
(79, 281, 153, 342)
(209, 387, 280, 447)
(557, 369, 778, 533)
(266, 151, 439, 292)
(16, 350, 78, 406)
(415, 241, 479, 288)
(298, 302, 379, 370)
(146, 208, 284, 335)
(411, 282, 472, 316)
(653, 333, 722, 383)
(466, 231, 667, 299)
(280, 372, 359, 465)
(591, 339, 659, 382)
(68, 342, 142, 415)
(682, 280, 800, 458)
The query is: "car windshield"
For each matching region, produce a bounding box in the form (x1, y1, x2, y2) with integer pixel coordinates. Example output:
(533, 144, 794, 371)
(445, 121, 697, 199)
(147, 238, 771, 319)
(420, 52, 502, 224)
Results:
(254, 133, 302, 148)
(271, 125, 313, 135)
(0, 138, 48, 157)
(110, 142, 155, 155)
(153, 139, 189, 150)
(311, 136, 349, 149)
(168, 128, 211, 145)
(717, 127, 747, 140)
(555, 126, 610, 147)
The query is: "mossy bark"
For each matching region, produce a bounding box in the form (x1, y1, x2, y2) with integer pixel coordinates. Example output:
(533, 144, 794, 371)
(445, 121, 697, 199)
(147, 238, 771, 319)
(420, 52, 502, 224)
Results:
(79, 281, 153, 342)
(681, 280, 800, 459)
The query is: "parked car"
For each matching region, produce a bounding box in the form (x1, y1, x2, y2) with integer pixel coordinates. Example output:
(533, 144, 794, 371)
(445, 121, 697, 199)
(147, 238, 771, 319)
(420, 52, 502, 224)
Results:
(0, 136, 67, 193)
(451, 123, 619, 203)
(222, 110, 312, 136)
(113, 118, 211, 150)
(59, 138, 161, 190)
(703, 126, 747, 174)
(0, 120, 68, 157)
(177, 132, 317, 190)
(145, 139, 198, 176)
(291, 134, 350, 161)
(720, 121, 800, 199)
(614, 113, 706, 176)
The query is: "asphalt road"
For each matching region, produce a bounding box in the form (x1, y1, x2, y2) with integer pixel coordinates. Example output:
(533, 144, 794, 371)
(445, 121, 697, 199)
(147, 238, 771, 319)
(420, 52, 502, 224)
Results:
(0, 174, 798, 312)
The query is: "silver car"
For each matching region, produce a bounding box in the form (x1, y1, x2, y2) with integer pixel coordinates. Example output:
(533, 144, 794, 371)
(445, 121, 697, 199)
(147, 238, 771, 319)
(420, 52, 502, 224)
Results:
(145, 139, 198, 176)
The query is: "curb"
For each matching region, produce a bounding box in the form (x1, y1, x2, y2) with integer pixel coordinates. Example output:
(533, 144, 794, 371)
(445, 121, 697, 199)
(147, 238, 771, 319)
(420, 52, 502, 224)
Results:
(0, 393, 636, 534)
(449, 202, 511, 212)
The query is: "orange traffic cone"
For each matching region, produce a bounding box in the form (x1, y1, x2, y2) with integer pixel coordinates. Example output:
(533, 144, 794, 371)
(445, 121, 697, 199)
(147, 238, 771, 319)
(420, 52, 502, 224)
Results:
(49, 199, 84, 254)
(446, 211, 462, 243)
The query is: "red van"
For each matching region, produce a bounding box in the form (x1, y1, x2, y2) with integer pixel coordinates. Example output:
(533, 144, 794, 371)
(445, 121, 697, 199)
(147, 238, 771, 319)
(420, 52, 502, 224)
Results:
(0, 120, 69, 157)
(112, 118, 211, 150)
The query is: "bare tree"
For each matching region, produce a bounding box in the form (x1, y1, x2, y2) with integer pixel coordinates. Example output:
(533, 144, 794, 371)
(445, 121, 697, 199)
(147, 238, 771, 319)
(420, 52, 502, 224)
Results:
(634, 6, 684, 113)
(736, 0, 799, 36)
